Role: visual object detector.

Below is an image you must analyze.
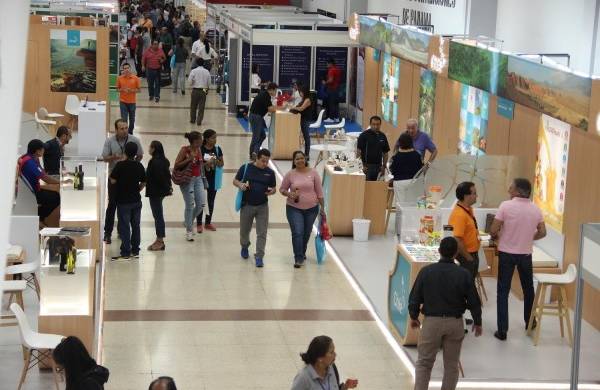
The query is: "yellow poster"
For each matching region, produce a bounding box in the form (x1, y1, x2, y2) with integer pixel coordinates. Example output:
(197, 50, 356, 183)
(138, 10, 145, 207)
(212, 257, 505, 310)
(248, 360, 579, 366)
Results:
(533, 114, 570, 232)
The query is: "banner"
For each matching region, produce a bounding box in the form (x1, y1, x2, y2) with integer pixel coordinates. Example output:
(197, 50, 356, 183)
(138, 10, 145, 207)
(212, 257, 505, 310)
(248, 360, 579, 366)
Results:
(241, 42, 275, 102)
(50, 29, 97, 92)
(448, 41, 508, 95)
(381, 53, 400, 126)
(418, 68, 436, 135)
(278, 46, 311, 90)
(533, 114, 571, 232)
(315, 47, 348, 103)
(458, 84, 489, 156)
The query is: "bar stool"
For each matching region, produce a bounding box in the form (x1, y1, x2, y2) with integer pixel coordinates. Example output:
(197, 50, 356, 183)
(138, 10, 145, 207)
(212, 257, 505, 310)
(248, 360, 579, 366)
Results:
(1, 280, 26, 327)
(527, 264, 577, 346)
(475, 272, 488, 302)
(384, 187, 395, 232)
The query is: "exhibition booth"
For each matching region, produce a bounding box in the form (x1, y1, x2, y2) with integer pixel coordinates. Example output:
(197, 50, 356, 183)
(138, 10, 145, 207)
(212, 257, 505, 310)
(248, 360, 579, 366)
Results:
(270, 13, 600, 386)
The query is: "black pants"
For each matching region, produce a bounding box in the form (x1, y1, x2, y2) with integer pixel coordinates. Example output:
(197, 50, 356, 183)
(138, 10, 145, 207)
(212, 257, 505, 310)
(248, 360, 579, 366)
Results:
(190, 88, 207, 125)
(456, 251, 479, 280)
(197, 188, 217, 225)
(104, 181, 117, 238)
(325, 89, 339, 120)
(36, 189, 60, 220)
(497, 252, 535, 332)
(300, 119, 310, 157)
(365, 163, 382, 181)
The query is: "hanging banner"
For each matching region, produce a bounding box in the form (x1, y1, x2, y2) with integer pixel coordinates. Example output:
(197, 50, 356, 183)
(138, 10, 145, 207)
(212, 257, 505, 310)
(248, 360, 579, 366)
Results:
(418, 68, 436, 135)
(448, 41, 508, 95)
(315, 47, 348, 103)
(278, 46, 311, 90)
(458, 84, 489, 156)
(241, 42, 274, 102)
(381, 53, 400, 126)
(534, 114, 571, 233)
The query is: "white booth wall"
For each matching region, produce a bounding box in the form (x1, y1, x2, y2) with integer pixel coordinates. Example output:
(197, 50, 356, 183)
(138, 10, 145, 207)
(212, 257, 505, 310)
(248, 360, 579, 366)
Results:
(301, 0, 367, 22)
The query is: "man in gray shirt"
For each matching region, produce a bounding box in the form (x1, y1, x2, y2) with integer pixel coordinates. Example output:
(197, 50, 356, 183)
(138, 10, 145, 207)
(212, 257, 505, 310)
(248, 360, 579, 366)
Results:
(102, 118, 144, 243)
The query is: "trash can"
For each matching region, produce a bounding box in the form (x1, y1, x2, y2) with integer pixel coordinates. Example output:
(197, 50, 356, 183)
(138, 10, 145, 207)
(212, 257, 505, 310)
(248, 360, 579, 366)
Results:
(352, 219, 371, 241)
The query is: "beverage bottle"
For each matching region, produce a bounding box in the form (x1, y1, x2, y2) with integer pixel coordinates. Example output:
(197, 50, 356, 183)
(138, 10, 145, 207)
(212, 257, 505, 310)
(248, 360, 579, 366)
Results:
(78, 164, 84, 190)
(73, 166, 79, 190)
(294, 188, 300, 203)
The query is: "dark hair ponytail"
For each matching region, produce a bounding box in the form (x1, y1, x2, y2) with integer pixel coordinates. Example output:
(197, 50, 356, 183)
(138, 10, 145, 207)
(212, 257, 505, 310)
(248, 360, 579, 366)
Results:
(300, 335, 333, 365)
(184, 131, 202, 145)
(203, 39, 210, 55)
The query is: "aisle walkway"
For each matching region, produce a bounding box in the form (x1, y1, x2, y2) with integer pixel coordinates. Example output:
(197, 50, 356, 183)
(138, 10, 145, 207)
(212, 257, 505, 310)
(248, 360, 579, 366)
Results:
(101, 90, 412, 389)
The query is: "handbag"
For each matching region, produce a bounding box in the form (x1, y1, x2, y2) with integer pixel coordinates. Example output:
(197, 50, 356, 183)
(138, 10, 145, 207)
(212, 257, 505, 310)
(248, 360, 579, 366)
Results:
(319, 214, 332, 240)
(214, 145, 223, 191)
(172, 163, 192, 185)
(234, 163, 249, 212)
(170, 53, 176, 69)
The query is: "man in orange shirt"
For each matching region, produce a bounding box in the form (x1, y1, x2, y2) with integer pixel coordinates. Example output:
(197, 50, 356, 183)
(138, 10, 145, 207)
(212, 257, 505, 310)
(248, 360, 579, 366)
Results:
(117, 63, 141, 134)
(448, 181, 481, 326)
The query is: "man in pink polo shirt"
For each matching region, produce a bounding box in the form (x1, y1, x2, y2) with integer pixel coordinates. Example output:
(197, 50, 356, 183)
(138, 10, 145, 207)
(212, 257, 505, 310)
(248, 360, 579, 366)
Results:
(490, 178, 546, 341)
(142, 40, 166, 103)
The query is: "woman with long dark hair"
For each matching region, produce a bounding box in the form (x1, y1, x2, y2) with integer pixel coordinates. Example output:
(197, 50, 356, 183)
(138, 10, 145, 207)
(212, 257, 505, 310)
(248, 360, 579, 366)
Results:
(170, 37, 188, 95)
(146, 140, 172, 251)
(291, 84, 313, 157)
(195, 129, 224, 232)
(52, 336, 109, 390)
(174, 131, 206, 241)
(279, 151, 324, 268)
(291, 336, 358, 390)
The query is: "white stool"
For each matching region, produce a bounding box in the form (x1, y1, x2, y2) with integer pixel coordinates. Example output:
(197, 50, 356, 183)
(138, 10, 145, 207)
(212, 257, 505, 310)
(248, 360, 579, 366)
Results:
(527, 264, 577, 346)
(6, 261, 41, 300)
(65, 94, 80, 130)
(309, 109, 326, 142)
(11, 303, 63, 390)
(324, 118, 346, 139)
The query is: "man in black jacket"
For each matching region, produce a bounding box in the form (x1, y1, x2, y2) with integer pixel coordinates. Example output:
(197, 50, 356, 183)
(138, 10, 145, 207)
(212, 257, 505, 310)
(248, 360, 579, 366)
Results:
(43, 126, 72, 176)
(409, 237, 482, 390)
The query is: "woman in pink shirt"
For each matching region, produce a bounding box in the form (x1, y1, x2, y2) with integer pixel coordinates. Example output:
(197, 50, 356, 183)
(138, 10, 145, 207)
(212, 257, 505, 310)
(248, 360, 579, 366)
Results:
(280, 151, 325, 268)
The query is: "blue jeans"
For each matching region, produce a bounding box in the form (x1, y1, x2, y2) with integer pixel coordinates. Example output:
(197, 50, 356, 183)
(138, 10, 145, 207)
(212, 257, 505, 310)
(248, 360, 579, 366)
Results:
(497, 252, 535, 333)
(180, 176, 206, 232)
(286, 204, 319, 263)
(149, 196, 166, 238)
(117, 201, 142, 256)
(119, 102, 136, 134)
(301, 120, 310, 157)
(248, 113, 266, 158)
(147, 68, 161, 99)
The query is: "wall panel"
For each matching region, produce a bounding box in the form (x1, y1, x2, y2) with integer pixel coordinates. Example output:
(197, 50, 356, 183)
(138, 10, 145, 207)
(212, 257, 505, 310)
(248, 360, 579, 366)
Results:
(486, 95, 511, 155)
(507, 104, 540, 181)
(432, 78, 461, 157)
(362, 47, 380, 129)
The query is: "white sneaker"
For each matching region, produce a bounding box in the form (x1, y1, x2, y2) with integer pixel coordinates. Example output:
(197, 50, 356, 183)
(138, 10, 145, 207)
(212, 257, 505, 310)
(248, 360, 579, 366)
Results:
(186, 231, 194, 241)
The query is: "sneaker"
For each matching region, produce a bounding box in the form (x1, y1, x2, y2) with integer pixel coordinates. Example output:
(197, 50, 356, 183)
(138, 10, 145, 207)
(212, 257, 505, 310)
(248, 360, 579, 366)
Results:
(241, 247, 249, 259)
(205, 223, 216, 231)
(103, 235, 112, 244)
(465, 318, 474, 325)
(131, 252, 140, 259)
(255, 257, 264, 268)
(149, 96, 154, 101)
(111, 254, 130, 261)
(155, 97, 160, 103)
(197, 224, 204, 233)
(494, 331, 507, 341)
(186, 231, 194, 241)
(293, 264, 301, 269)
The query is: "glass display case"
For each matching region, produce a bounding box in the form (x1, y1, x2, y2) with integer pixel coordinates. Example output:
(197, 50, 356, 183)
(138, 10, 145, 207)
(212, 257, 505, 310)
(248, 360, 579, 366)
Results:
(39, 227, 92, 269)
(59, 156, 101, 222)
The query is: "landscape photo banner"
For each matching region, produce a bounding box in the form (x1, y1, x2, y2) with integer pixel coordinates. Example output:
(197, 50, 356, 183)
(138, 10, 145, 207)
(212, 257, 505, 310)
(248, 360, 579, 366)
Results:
(241, 42, 274, 102)
(502, 56, 592, 130)
(533, 114, 570, 233)
(448, 41, 508, 95)
(50, 29, 97, 93)
(278, 46, 311, 90)
(458, 84, 489, 156)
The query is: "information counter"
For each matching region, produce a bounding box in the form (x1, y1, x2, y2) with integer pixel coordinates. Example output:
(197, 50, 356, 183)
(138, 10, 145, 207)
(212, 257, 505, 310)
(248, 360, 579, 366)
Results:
(322, 164, 365, 236)
(78, 101, 107, 157)
(268, 110, 301, 160)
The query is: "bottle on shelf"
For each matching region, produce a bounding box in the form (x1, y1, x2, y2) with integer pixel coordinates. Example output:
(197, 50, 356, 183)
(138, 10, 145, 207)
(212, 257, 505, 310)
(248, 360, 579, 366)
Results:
(77, 164, 84, 190)
(73, 166, 79, 190)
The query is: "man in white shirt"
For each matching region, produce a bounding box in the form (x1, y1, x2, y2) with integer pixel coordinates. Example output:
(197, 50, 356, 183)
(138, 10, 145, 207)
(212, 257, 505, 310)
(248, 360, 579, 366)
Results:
(188, 59, 211, 126)
(191, 39, 218, 70)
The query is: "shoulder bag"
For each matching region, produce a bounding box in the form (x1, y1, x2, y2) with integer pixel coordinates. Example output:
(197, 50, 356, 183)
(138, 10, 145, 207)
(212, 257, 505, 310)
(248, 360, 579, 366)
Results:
(234, 163, 249, 212)
(171, 147, 193, 186)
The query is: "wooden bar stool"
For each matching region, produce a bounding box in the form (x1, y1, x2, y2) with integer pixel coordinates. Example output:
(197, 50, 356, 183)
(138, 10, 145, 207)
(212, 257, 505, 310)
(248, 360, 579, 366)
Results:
(384, 187, 395, 232)
(475, 273, 488, 302)
(527, 264, 577, 346)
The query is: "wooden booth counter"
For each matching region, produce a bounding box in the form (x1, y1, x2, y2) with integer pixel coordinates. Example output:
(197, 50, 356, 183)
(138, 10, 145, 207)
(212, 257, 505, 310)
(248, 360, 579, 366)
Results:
(268, 110, 301, 160)
(388, 244, 440, 346)
(322, 165, 365, 236)
(39, 249, 96, 357)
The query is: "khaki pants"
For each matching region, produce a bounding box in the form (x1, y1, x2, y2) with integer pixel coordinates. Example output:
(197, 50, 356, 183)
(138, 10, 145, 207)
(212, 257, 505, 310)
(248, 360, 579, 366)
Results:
(240, 203, 269, 259)
(414, 316, 464, 390)
(190, 88, 207, 125)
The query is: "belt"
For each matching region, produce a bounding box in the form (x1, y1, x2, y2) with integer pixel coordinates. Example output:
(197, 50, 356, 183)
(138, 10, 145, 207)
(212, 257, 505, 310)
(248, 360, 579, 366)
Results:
(426, 314, 462, 319)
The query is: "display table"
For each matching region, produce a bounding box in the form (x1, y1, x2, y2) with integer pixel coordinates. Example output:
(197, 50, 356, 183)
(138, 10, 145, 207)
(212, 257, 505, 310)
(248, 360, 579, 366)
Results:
(38, 249, 96, 359)
(322, 164, 365, 236)
(388, 244, 439, 345)
(268, 110, 300, 160)
(78, 101, 107, 157)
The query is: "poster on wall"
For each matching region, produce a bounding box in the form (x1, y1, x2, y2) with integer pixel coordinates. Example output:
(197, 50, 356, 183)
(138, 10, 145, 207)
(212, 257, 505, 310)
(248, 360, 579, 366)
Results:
(315, 47, 348, 103)
(503, 56, 591, 130)
(50, 29, 97, 92)
(458, 84, 489, 156)
(241, 42, 275, 102)
(278, 46, 311, 90)
(418, 68, 436, 135)
(448, 41, 508, 95)
(390, 27, 430, 66)
(381, 53, 400, 126)
(533, 114, 570, 232)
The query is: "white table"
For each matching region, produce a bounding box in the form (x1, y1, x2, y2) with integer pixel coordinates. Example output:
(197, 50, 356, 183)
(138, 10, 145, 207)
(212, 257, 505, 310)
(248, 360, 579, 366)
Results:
(78, 101, 107, 157)
(310, 144, 351, 166)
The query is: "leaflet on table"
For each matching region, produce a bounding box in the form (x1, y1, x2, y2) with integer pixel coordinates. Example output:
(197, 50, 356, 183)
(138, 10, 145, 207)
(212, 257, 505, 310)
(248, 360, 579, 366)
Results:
(402, 244, 439, 263)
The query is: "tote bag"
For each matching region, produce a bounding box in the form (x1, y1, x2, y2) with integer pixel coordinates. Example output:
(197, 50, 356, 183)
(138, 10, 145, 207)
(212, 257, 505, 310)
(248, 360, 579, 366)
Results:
(234, 163, 249, 212)
(214, 145, 224, 191)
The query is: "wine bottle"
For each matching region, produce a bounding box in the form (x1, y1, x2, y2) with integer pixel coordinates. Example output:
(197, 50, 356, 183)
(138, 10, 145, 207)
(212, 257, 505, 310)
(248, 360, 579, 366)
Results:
(78, 164, 84, 190)
(73, 166, 79, 190)
(294, 188, 300, 203)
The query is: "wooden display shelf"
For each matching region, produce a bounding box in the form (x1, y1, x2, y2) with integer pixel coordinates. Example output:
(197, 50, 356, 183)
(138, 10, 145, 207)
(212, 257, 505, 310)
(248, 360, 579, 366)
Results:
(268, 110, 301, 160)
(322, 165, 365, 236)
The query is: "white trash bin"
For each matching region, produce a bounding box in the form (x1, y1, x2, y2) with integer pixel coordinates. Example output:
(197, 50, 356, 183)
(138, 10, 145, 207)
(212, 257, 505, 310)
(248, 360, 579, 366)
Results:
(352, 219, 371, 241)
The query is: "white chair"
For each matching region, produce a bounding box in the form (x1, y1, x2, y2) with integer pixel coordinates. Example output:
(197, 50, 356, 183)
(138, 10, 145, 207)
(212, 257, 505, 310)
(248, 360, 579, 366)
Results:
(65, 95, 80, 130)
(324, 118, 346, 139)
(527, 264, 577, 346)
(1, 280, 26, 326)
(34, 108, 57, 136)
(11, 303, 63, 390)
(5, 261, 41, 300)
(309, 109, 326, 142)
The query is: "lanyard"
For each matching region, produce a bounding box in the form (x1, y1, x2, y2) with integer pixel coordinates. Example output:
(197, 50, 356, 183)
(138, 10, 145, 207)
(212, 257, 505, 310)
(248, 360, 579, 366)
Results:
(317, 378, 331, 390)
(456, 203, 478, 230)
(118, 135, 129, 155)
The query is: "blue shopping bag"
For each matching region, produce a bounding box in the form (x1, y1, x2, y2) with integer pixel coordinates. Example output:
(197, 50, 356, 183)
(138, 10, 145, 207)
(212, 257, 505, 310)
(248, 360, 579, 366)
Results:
(234, 163, 249, 212)
(214, 146, 223, 191)
(315, 233, 326, 264)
